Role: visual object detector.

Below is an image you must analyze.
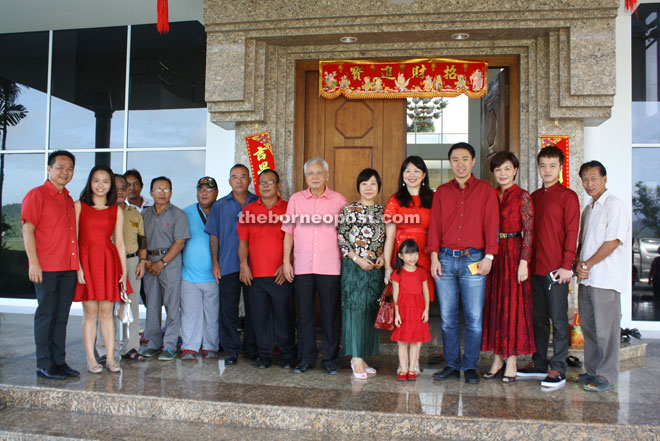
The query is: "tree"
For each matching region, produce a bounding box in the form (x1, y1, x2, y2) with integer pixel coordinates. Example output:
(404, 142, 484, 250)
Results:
(0, 77, 29, 219)
(632, 181, 660, 237)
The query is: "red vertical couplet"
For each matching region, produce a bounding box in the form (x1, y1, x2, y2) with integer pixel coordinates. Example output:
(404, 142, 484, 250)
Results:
(245, 131, 277, 196)
(540, 135, 570, 188)
(157, 0, 169, 34)
(625, 0, 639, 13)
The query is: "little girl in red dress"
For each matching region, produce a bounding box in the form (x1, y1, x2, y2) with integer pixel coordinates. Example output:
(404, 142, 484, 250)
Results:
(391, 239, 431, 382)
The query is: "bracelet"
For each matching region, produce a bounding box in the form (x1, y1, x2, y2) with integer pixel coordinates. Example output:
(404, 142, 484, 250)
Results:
(352, 255, 358, 262)
(139, 258, 147, 262)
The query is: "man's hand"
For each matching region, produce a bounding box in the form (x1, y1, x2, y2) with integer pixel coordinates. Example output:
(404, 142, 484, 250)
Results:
(150, 260, 164, 276)
(212, 263, 222, 283)
(282, 261, 294, 283)
(136, 261, 146, 280)
(239, 263, 252, 286)
(274, 265, 286, 285)
(478, 257, 493, 276)
(556, 267, 573, 284)
(575, 262, 589, 280)
(28, 263, 43, 284)
(430, 258, 442, 280)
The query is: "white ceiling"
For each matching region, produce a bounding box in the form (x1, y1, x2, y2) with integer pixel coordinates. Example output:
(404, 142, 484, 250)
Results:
(0, 0, 204, 34)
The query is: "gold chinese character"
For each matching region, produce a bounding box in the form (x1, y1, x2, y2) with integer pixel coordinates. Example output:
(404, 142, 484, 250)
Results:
(412, 64, 427, 78)
(350, 66, 363, 80)
(444, 64, 457, 80)
(380, 65, 394, 79)
(258, 161, 270, 172)
(253, 146, 268, 161)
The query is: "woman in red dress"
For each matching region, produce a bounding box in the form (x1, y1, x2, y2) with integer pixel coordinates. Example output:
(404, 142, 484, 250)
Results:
(481, 151, 535, 382)
(384, 156, 434, 374)
(74, 165, 129, 374)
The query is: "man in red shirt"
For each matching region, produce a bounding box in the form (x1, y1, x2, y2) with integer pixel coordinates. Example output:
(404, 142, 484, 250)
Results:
(21, 150, 80, 380)
(517, 145, 579, 388)
(428, 142, 499, 384)
(238, 169, 295, 369)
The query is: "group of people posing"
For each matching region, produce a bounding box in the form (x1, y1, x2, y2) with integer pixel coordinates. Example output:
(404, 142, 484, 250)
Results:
(22, 141, 628, 394)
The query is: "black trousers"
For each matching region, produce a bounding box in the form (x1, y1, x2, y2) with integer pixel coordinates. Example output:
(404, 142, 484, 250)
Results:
(531, 275, 569, 374)
(33, 271, 76, 369)
(294, 274, 340, 366)
(218, 272, 257, 357)
(250, 277, 296, 360)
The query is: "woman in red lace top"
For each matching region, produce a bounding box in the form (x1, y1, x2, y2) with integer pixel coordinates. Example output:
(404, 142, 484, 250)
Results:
(481, 151, 535, 383)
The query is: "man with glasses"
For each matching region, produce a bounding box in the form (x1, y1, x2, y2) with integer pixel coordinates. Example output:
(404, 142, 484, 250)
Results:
(180, 177, 221, 360)
(205, 164, 259, 365)
(141, 177, 190, 361)
(238, 169, 296, 369)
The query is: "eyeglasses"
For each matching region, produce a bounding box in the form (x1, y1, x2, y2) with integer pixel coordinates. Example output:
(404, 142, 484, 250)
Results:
(152, 188, 171, 194)
(259, 180, 277, 186)
(197, 187, 216, 193)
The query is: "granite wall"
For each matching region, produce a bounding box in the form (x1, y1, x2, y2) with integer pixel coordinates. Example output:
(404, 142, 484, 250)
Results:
(203, 0, 618, 198)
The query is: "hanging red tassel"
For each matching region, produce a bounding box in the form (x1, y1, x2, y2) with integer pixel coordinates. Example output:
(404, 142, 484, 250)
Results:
(157, 0, 169, 34)
(625, 0, 639, 13)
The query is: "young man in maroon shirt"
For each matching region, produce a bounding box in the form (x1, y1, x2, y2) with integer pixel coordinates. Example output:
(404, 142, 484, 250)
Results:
(21, 150, 80, 380)
(238, 169, 296, 369)
(517, 145, 579, 388)
(428, 142, 499, 384)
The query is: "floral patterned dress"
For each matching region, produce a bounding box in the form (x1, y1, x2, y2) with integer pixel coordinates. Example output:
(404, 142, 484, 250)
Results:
(338, 201, 385, 358)
(481, 185, 536, 357)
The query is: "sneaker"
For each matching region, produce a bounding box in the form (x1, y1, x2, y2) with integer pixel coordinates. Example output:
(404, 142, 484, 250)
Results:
(181, 350, 197, 360)
(141, 348, 161, 358)
(516, 362, 548, 379)
(583, 376, 614, 392)
(541, 370, 566, 388)
(158, 347, 177, 361)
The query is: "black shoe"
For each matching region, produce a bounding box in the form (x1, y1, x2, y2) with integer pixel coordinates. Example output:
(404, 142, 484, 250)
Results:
(224, 355, 238, 365)
(36, 368, 66, 380)
(541, 370, 566, 388)
(432, 366, 460, 381)
(255, 357, 272, 369)
(55, 363, 80, 377)
(464, 369, 480, 384)
(280, 359, 295, 369)
(516, 362, 548, 379)
(322, 363, 339, 375)
(294, 362, 312, 373)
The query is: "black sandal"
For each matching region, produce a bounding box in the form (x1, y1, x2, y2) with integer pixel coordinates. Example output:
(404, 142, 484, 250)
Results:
(121, 349, 145, 361)
(502, 375, 516, 383)
(483, 367, 504, 379)
(566, 355, 582, 368)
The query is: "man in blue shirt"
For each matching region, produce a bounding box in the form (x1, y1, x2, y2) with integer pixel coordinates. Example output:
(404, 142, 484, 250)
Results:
(205, 164, 258, 364)
(180, 177, 221, 360)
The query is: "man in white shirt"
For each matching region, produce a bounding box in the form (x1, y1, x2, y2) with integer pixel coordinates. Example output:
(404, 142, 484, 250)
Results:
(575, 160, 629, 392)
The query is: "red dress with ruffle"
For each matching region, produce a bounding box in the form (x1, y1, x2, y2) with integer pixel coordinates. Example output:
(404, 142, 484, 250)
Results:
(74, 203, 131, 302)
(385, 194, 434, 301)
(481, 185, 535, 357)
(390, 266, 431, 344)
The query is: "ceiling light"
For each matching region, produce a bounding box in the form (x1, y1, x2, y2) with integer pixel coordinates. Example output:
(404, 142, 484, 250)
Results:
(451, 33, 470, 40)
(340, 36, 358, 44)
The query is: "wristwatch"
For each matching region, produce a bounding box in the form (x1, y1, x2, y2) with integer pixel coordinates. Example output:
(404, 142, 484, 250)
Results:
(485, 254, 494, 261)
(161, 259, 168, 267)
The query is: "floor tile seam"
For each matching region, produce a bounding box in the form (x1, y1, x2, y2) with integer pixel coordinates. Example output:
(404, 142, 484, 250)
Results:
(3, 383, 660, 435)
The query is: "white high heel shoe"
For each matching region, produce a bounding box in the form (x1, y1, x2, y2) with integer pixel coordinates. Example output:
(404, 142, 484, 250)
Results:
(350, 359, 368, 379)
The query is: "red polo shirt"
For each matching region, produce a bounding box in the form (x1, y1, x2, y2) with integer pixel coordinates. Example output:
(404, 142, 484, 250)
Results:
(426, 174, 499, 255)
(21, 180, 78, 271)
(237, 197, 288, 278)
(531, 182, 579, 275)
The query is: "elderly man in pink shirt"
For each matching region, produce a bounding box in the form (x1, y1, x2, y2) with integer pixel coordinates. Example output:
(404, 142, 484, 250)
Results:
(282, 158, 347, 374)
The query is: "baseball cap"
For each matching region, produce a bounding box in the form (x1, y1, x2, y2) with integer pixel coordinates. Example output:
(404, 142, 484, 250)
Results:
(196, 176, 217, 188)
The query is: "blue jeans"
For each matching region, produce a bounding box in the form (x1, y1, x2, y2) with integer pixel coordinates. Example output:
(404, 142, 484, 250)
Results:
(434, 248, 487, 371)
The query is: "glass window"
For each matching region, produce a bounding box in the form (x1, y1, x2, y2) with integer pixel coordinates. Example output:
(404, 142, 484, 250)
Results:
(632, 147, 660, 321)
(425, 159, 454, 190)
(632, 3, 660, 143)
(128, 22, 206, 148)
(66, 152, 125, 199)
(127, 150, 205, 208)
(0, 31, 49, 150)
(49, 27, 127, 149)
(406, 96, 469, 145)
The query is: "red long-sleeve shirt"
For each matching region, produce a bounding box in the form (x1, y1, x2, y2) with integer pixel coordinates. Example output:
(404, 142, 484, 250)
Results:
(530, 182, 580, 275)
(426, 175, 499, 256)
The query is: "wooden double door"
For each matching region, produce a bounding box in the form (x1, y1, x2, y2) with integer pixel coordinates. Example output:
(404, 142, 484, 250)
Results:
(295, 63, 406, 204)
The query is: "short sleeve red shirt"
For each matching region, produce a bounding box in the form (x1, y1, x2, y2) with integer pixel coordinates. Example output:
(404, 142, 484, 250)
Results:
(237, 197, 288, 278)
(21, 180, 78, 271)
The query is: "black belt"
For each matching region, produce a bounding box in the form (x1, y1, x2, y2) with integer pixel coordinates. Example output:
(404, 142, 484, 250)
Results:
(148, 248, 169, 256)
(126, 252, 139, 258)
(499, 232, 522, 239)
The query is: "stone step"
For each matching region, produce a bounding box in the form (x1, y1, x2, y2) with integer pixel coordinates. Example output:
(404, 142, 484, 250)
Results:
(2, 383, 658, 441)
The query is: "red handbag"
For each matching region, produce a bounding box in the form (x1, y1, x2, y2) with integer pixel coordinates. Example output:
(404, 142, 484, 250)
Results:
(374, 282, 394, 331)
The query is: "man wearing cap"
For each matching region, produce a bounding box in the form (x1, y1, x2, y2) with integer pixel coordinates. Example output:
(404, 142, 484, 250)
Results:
(205, 164, 259, 364)
(238, 169, 296, 369)
(141, 176, 190, 361)
(180, 177, 221, 360)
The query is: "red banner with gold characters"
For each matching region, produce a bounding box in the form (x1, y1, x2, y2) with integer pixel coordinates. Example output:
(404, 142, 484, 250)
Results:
(320, 58, 488, 100)
(245, 131, 276, 195)
(540, 135, 570, 188)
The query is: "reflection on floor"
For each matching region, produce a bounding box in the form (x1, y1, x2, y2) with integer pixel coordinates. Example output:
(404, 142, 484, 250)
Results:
(633, 283, 660, 321)
(0, 313, 659, 440)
